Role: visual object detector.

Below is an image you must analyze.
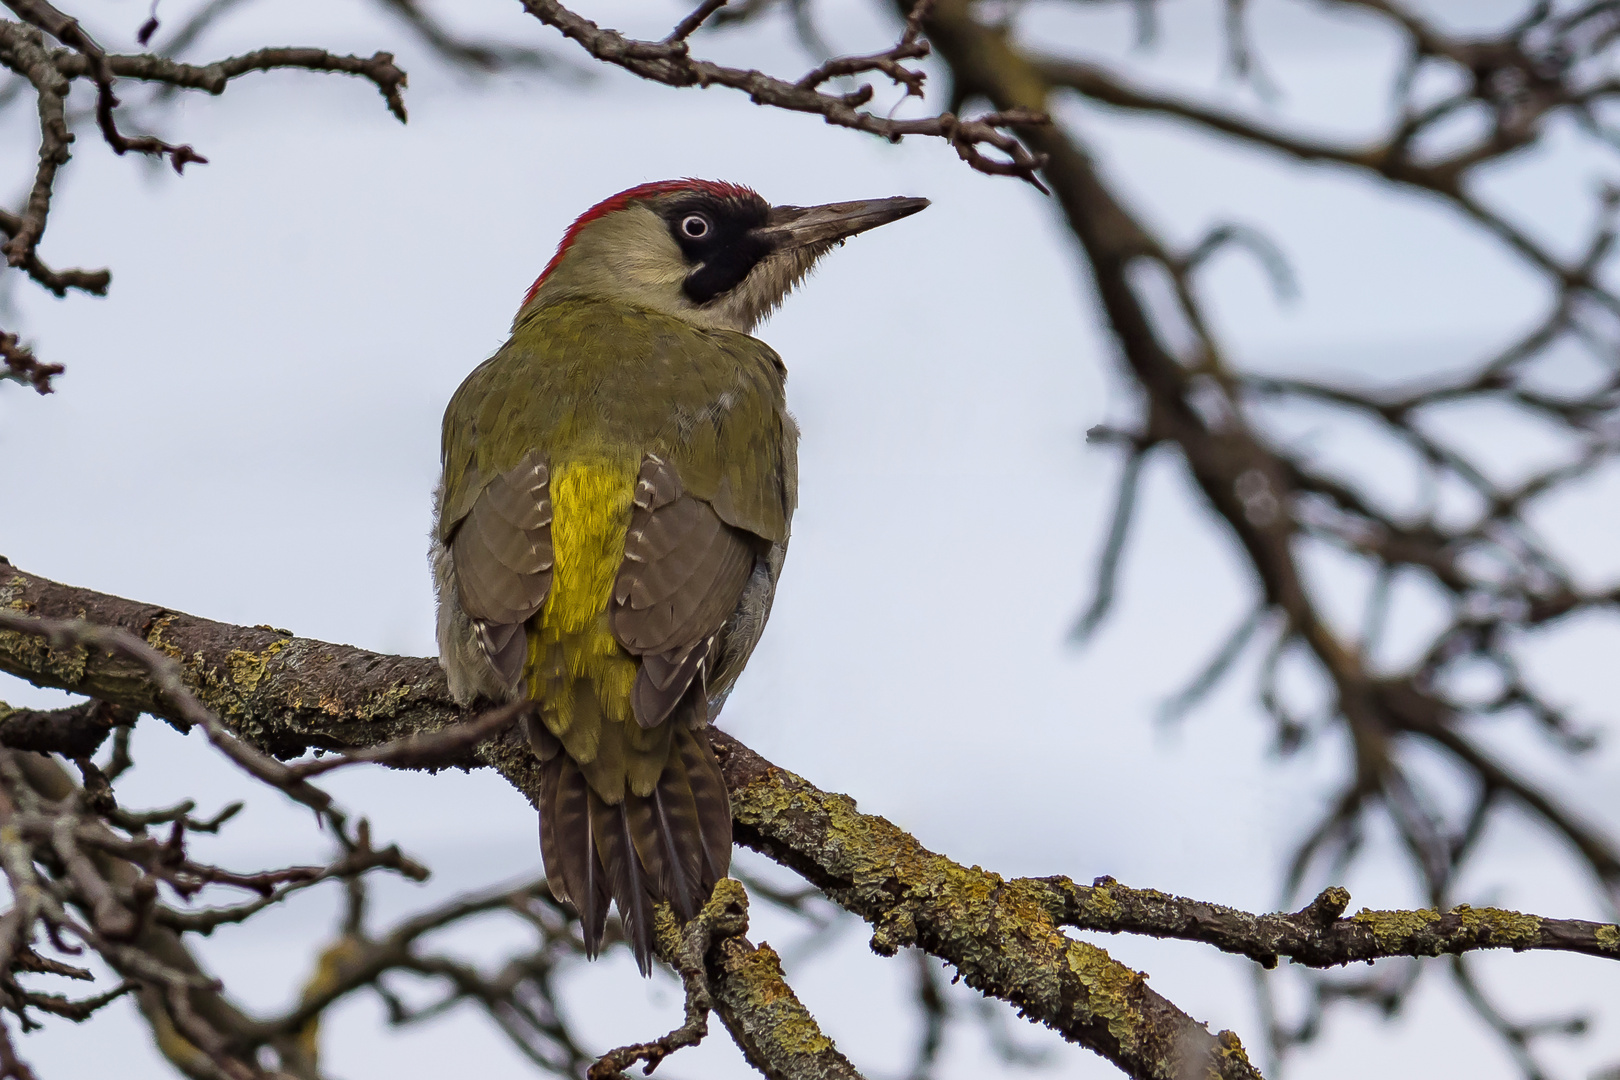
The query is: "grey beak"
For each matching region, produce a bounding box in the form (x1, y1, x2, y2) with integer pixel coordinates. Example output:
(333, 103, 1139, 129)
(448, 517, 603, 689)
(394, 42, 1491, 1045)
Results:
(756, 196, 930, 250)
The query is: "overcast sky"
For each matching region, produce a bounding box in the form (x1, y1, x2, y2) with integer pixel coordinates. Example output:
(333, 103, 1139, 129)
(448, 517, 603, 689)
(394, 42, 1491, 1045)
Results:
(3, 2, 1620, 1078)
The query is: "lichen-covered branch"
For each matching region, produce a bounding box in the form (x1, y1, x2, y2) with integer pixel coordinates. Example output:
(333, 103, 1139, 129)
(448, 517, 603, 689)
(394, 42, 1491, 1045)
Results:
(0, 557, 463, 758)
(675, 882, 867, 1080)
(594, 878, 868, 1080)
(1033, 878, 1620, 970)
(6, 560, 1620, 1076)
(708, 731, 1262, 1080)
(8, 560, 1608, 1077)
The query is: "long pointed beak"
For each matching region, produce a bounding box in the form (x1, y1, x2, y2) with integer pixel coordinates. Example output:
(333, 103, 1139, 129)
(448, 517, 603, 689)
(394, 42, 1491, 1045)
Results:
(755, 195, 930, 250)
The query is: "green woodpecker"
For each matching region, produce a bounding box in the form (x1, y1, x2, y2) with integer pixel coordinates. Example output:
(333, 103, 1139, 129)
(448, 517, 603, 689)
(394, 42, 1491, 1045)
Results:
(431, 179, 927, 973)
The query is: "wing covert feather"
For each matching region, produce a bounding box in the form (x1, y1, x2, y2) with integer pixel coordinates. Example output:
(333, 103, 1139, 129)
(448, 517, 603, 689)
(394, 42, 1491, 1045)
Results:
(611, 456, 758, 729)
(446, 450, 553, 690)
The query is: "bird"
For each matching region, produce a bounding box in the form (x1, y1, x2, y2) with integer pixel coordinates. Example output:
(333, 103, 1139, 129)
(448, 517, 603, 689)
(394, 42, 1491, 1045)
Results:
(431, 179, 928, 973)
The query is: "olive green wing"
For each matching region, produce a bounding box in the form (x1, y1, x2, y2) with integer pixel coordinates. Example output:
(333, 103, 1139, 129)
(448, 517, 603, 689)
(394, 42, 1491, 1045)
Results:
(437, 449, 553, 693)
(610, 454, 761, 729)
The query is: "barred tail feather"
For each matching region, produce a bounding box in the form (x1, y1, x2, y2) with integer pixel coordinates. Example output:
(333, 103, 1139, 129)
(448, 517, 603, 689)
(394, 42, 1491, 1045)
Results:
(677, 723, 733, 886)
(539, 754, 609, 955)
(536, 725, 733, 976)
(595, 794, 656, 975)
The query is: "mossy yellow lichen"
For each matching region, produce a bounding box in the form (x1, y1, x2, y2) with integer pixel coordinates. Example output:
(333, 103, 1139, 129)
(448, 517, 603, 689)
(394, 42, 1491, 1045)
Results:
(869, 908, 918, 956)
(1596, 925, 1620, 953)
(296, 935, 367, 1064)
(146, 1004, 213, 1075)
(143, 614, 185, 662)
(1210, 1030, 1254, 1078)
(1351, 907, 1440, 941)
(1065, 941, 1147, 1051)
(226, 638, 288, 693)
(1351, 905, 1548, 953)
(1447, 905, 1541, 948)
(1085, 885, 1122, 920)
(1314, 886, 1351, 916)
(0, 593, 89, 687)
(736, 944, 833, 1056)
(355, 681, 414, 722)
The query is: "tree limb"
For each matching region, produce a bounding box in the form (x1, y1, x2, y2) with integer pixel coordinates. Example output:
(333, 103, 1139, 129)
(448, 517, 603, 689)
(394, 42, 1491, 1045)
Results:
(0, 559, 1262, 1079)
(517, 0, 1048, 188)
(6, 560, 1609, 1075)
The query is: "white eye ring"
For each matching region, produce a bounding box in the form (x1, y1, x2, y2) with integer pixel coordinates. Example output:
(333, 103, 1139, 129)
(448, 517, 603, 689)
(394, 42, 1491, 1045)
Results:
(681, 214, 710, 238)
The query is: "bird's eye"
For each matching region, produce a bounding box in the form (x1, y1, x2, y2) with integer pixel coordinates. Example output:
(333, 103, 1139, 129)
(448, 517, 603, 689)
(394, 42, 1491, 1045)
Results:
(680, 214, 710, 239)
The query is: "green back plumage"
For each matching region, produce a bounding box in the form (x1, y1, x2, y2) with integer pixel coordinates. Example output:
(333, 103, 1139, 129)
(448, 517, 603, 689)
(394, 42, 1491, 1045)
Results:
(440, 298, 793, 546)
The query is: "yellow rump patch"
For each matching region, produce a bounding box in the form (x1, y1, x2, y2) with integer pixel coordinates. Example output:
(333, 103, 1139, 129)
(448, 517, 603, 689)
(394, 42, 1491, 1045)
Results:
(527, 459, 638, 749)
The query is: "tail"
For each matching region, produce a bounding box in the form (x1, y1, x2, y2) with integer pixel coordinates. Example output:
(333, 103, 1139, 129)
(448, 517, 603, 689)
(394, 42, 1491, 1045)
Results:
(537, 724, 731, 975)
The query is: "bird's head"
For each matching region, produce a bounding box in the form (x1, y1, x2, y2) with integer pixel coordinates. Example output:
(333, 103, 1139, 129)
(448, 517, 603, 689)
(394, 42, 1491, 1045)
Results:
(518, 179, 929, 333)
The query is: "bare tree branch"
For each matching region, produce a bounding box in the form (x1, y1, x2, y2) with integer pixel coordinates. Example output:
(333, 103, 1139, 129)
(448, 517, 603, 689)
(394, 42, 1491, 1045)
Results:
(516, 0, 1048, 189)
(0, 13, 408, 387)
